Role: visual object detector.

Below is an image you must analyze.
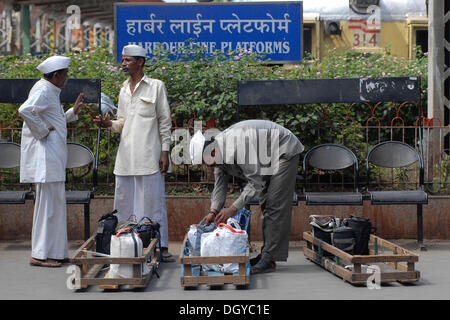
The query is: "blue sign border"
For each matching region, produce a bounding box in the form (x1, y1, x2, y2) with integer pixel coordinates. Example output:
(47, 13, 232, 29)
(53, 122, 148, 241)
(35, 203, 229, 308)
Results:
(114, 2, 303, 64)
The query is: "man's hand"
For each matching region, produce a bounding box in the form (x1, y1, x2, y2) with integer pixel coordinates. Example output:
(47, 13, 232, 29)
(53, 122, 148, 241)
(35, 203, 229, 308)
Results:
(214, 206, 238, 224)
(73, 93, 84, 115)
(160, 151, 169, 173)
(201, 212, 216, 226)
(93, 114, 112, 128)
(44, 127, 55, 139)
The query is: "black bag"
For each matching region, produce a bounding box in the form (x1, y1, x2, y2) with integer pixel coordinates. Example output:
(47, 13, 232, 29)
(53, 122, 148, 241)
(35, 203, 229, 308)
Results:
(309, 215, 338, 257)
(343, 215, 377, 255)
(309, 215, 337, 244)
(95, 209, 118, 255)
(134, 217, 160, 248)
(331, 226, 355, 255)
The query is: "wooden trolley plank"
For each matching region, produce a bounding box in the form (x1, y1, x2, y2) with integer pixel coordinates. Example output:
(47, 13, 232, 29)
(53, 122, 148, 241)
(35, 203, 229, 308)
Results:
(179, 234, 250, 288)
(69, 236, 160, 291)
(303, 231, 420, 285)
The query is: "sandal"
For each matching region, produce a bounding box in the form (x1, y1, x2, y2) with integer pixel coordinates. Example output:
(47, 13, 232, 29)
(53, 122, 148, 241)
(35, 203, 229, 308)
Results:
(250, 258, 276, 274)
(29, 257, 62, 268)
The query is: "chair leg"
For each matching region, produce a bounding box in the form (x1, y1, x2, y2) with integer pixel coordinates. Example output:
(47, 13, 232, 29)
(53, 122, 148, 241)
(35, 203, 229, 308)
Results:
(84, 203, 90, 241)
(417, 204, 426, 251)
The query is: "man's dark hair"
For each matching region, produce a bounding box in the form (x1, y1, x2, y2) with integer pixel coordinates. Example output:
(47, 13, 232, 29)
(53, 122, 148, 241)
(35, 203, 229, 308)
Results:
(134, 56, 146, 66)
(43, 68, 67, 80)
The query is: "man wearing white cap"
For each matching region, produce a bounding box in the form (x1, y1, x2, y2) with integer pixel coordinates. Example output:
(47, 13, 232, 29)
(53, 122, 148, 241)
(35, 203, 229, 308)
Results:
(19, 55, 84, 267)
(194, 120, 304, 274)
(94, 44, 174, 261)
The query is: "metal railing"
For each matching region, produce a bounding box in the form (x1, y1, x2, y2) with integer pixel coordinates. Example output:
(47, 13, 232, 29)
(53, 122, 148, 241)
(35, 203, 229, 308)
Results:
(1, 101, 449, 195)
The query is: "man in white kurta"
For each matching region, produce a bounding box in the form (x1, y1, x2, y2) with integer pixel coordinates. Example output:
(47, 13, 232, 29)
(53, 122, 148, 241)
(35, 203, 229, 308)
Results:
(19, 56, 83, 267)
(94, 45, 173, 261)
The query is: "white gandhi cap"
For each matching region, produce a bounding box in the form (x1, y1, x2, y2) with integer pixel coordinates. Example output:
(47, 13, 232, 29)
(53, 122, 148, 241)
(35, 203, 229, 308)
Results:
(189, 130, 205, 165)
(37, 56, 70, 74)
(122, 44, 147, 57)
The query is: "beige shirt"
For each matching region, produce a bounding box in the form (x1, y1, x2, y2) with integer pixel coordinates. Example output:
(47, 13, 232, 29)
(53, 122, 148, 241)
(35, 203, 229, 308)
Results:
(210, 120, 304, 211)
(111, 75, 171, 176)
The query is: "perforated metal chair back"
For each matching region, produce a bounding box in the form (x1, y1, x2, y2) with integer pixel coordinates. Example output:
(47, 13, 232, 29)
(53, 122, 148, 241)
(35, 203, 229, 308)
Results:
(367, 140, 424, 189)
(303, 144, 362, 205)
(305, 144, 358, 171)
(0, 142, 21, 169)
(0, 142, 33, 204)
(367, 141, 420, 169)
(66, 142, 94, 169)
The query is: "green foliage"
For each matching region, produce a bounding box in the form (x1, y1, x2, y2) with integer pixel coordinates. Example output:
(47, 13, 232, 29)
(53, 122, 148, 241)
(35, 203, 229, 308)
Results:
(430, 154, 450, 193)
(145, 42, 276, 128)
(0, 45, 428, 136)
(0, 46, 124, 131)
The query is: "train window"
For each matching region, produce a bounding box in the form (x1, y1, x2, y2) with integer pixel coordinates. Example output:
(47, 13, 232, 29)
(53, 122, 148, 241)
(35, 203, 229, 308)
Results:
(303, 26, 312, 58)
(415, 29, 428, 55)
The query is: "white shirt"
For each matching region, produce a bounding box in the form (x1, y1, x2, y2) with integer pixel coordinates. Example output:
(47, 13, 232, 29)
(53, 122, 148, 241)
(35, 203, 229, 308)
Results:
(19, 79, 78, 183)
(111, 75, 171, 176)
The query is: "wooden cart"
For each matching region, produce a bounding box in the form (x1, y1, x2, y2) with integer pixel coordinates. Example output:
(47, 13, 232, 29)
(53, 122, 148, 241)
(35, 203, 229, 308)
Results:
(69, 234, 159, 290)
(303, 231, 420, 285)
(179, 235, 250, 289)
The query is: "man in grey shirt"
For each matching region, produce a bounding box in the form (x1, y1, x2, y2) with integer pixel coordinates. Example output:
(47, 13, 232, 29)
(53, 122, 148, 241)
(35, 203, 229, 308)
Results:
(193, 120, 304, 274)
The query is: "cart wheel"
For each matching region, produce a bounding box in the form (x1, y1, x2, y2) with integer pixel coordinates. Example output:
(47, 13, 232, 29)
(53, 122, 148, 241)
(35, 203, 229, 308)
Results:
(183, 285, 198, 290)
(236, 284, 249, 290)
(208, 284, 224, 290)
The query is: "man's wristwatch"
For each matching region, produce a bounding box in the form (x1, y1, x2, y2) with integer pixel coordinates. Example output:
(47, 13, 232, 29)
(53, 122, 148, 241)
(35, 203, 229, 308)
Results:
(209, 211, 217, 217)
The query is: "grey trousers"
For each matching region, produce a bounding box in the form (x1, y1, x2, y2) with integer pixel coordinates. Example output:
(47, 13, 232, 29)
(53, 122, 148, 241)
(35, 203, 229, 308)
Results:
(259, 154, 300, 262)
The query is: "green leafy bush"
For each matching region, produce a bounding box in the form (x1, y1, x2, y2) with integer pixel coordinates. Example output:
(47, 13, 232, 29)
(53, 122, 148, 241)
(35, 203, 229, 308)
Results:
(0, 45, 428, 192)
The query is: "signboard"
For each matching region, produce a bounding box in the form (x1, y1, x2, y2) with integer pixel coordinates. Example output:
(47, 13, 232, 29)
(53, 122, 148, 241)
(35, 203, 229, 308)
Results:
(115, 2, 302, 63)
(349, 5, 381, 48)
(238, 77, 420, 106)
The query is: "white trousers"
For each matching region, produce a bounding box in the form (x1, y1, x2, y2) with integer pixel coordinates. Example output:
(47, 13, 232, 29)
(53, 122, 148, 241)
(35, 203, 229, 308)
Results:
(114, 173, 169, 247)
(31, 182, 68, 260)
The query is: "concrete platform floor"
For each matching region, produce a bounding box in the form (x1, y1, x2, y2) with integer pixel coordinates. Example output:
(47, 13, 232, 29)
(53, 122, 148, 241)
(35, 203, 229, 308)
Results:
(1, 239, 450, 302)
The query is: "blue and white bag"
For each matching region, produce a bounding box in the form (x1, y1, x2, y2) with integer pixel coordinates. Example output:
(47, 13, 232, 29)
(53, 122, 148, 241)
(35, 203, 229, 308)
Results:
(200, 218, 248, 274)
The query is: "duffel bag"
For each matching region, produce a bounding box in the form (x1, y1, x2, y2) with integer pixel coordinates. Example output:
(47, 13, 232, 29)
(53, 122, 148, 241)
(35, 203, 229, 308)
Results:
(331, 226, 355, 255)
(343, 215, 377, 255)
(95, 209, 118, 255)
(134, 217, 160, 248)
(309, 215, 338, 244)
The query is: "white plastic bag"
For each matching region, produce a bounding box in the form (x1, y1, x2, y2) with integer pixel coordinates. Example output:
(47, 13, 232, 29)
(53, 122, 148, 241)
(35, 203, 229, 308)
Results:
(108, 228, 149, 279)
(200, 219, 248, 273)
